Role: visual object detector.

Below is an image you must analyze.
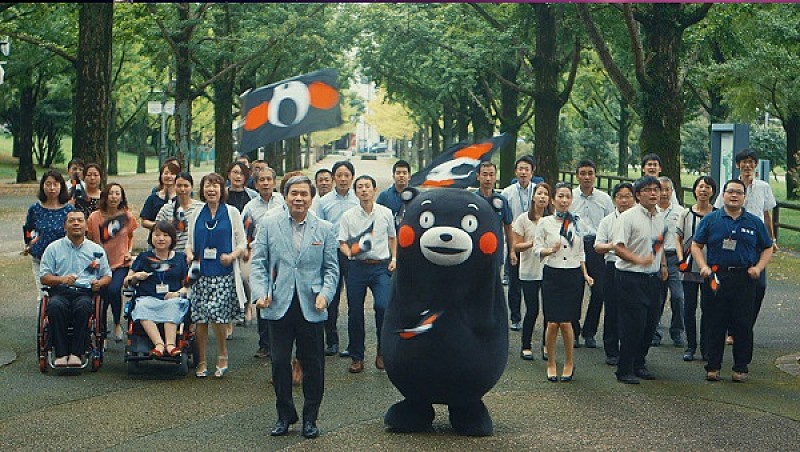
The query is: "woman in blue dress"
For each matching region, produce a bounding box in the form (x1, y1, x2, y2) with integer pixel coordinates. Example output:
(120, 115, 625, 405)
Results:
(124, 221, 189, 357)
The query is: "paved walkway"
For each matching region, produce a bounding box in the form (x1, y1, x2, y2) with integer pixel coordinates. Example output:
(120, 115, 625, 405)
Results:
(0, 154, 798, 449)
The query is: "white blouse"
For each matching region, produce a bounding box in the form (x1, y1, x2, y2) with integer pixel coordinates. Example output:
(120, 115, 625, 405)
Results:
(533, 214, 585, 269)
(512, 213, 544, 281)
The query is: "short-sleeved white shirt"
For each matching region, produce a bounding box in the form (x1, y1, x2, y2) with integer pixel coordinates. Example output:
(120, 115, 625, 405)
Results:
(595, 210, 621, 263)
(658, 202, 685, 252)
(612, 204, 666, 274)
(512, 213, 544, 281)
(533, 214, 585, 269)
(571, 187, 614, 238)
(337, 203, 396, 261)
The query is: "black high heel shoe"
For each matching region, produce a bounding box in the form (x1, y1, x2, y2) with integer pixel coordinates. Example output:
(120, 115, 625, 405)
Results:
(547, 366, 558, 382)
(560, 367, 575, 382)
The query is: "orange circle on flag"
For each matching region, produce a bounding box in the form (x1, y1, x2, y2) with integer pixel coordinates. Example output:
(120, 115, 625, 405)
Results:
(309, 81, 339, 110)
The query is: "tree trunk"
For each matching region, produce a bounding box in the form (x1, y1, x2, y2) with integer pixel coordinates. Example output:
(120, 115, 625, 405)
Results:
(213, 62, 234, 174)
(499, 62, 520, 186)
(266, 142, 282, 175)
(442, 104, 454, 150)
(636, 8, 686, 203)
(431, 120, 442, 158)
(72, 3, 112, 178)
(108, 98, 118, 176)
(785, 113, 800, 200)
(617, 97, 630, 176)
(533, 4, 561, 187)
(16, 87, 36, 183)
(287, 137, 302, 170)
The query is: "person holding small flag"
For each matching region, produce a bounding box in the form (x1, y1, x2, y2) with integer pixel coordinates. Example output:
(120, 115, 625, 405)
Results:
(691, 179, 773, 383)
(533, 182, 593, 383)
(611, 176, 668, 384)
(87, 183, 138, 343)
(156, 171, 203, 254)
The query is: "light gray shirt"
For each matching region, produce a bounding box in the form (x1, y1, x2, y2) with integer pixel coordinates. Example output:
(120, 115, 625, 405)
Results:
(658, 202, 685, 252)
(315, 189, 359, 231)
(40, 237, 112, 288)
(243, 192, 287, 230)
(595, 210, 621, 263)
(337, 203, 396, 261)
(571, 187, 614, 238)
(501, 182, 534, 220)
(612, 203, 666, 274)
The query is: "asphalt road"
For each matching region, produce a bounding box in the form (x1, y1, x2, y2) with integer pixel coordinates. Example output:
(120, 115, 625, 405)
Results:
(1, 154, 798, 450)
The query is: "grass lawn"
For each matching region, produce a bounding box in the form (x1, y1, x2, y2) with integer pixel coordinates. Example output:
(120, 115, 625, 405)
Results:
(0, 134, 162, 182)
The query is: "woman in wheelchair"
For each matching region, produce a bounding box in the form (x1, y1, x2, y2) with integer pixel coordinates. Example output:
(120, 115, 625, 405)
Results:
(124, 221, 189, 358)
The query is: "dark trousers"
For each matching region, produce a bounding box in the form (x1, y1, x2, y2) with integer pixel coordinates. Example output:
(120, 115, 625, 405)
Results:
(704, 271, 756, 373)
(506, 252, 522, 323)
(615, 270, 662, 377)
(520, 280, 544, 350)
(325, 251, 348, 348)
(682, 280, 710, 355)
(268, 293, 325, 422)
(257, 310, 270, 351)
(579, 238, 606, 338)
(47, 286, 93, 357)
(346, 261, 392, 361)
(602, 262, 620, 358)
(753, 270, 767, 327)
(102, 267, 128, 330)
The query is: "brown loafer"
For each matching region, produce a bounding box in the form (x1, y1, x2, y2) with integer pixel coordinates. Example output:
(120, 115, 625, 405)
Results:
(375, 355, 385, 370)
(732, 371, 749, 383)
(706, 370, 721, 382)
(348, 360, 364, 373)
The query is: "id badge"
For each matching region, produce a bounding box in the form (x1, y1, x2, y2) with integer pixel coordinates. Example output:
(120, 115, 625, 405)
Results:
(156, 283, 169, 294)
(203, 247, 217, 260)
(722, 239, 737, 251)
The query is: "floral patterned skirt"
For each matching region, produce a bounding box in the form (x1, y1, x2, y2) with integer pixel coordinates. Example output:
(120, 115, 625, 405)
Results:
(190, 274, 244, 324)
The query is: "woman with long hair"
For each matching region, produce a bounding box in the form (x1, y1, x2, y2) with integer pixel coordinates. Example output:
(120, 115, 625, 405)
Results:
(534, 182, 593, 382)
(141, 161, 180, 231)
(87, 183, 138, 342)
(186, 173, 247, 378)
(23, 170, 74, 300)
(676, 176, 718, 362)
(511, 182, 551, 360)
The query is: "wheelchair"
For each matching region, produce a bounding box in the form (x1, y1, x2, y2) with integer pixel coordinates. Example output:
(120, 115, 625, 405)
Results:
(122, 287, 196, 376)
(36, 288, 105, 373)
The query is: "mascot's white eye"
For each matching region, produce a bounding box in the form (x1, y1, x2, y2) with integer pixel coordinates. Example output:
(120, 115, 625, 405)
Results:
(461, 214, 478, 233)
(419, 211, 435, 229)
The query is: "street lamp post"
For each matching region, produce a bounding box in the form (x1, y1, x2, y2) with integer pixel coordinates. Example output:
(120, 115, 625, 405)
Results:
(148, 87, 175, 167)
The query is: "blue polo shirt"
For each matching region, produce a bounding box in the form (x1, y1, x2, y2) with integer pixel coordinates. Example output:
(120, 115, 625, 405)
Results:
(376, 185, 405, 229)
(693, 208, 772, 268)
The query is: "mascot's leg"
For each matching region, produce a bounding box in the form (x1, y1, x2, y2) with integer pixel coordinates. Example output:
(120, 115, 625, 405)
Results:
(384, 399, 435, 433)
(448, 400, 493, 436)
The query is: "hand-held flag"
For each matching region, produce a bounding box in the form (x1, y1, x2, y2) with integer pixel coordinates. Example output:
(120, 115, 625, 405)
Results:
(409, 134, 512, 189)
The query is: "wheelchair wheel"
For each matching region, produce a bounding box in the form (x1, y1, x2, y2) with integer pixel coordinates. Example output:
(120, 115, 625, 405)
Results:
(91, 355, 101, 372)
(37, 298, 48, 373)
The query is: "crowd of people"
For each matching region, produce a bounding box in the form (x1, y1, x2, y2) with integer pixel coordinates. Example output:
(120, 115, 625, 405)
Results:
(24, 148, 776, 438)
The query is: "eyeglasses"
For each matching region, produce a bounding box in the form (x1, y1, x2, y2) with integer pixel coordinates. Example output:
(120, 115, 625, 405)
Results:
(615, 194, 634, 199)
(639, 187, 662, 193)
(724, 189, 745, 195)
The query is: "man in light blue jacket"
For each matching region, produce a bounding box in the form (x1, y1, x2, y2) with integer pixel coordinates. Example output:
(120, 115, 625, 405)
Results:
(250, 175, 339, 440)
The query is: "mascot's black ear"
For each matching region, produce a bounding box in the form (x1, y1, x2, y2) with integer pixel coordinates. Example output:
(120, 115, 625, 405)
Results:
(401, 187, 419, 205)
(488, 194, 505, 214)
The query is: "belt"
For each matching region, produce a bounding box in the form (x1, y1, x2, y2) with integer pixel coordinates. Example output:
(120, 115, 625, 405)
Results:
(616, 269, 660, 278)
(583, 235, 597, 243)
(356, 259, 389, 265)
(714, 266, 749, 273)
(665, 250, 678, 255)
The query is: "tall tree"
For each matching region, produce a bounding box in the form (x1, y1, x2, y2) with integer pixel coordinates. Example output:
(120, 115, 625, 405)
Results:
(579, 3, 712, 199)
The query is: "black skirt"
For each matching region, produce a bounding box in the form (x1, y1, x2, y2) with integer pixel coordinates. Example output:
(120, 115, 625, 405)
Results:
(541, 266, 584, 323)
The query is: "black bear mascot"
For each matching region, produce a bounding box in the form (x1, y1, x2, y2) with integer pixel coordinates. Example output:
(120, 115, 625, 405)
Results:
(382, 187, 508, 436)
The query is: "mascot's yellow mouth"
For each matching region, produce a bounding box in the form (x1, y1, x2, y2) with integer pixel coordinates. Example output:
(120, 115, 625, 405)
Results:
(397, 310, 443, 339)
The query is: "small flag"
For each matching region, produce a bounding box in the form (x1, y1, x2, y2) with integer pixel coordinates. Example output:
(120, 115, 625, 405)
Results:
(397, 310, 443, 340)
(346, 222, 374, 257)
(173, 205, 187, 233)
(146, 255, 172, 273)
(185, 259, 201, 286)
(243, 212, 256, 245)
(23, 223, 39, 246)
(556, 211, 576, 247)
(85, 252, 104, 275)
(710, 264, 720, 292)
(99, 214, 129, 243)
(409, 134, 512, 189)
(239, 69, 342, 153)
(652, 226, 668, 255)
(71, 174, 88, 202)
(678, 252, 693, 272)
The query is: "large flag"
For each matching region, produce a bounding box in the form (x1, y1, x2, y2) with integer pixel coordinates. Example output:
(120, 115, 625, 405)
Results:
(409, 134, 512, 188)
(239, 69, 342, 154)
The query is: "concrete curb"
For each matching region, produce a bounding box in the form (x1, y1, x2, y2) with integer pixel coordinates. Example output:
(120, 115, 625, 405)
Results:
(775, 353, 800, 377)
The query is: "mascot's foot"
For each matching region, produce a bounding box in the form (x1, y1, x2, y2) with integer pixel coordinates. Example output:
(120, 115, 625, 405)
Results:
(385, 400, 435, 433)
(449, 400, 493, 436)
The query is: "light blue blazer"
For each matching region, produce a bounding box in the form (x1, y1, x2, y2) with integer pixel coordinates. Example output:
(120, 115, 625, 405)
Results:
(250, 211, 339, 323)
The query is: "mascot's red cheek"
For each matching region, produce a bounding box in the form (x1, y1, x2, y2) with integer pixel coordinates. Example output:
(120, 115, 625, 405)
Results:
(479, 232, 498, 255)
(398, 225, 416, 248)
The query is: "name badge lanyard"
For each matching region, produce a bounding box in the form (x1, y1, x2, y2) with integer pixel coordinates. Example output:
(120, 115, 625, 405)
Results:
(518, 184, 530, 213)
(203, 217, 219, 260)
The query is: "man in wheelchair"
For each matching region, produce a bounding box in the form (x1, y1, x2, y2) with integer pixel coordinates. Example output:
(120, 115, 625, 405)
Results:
(40, 211, 112, 367)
